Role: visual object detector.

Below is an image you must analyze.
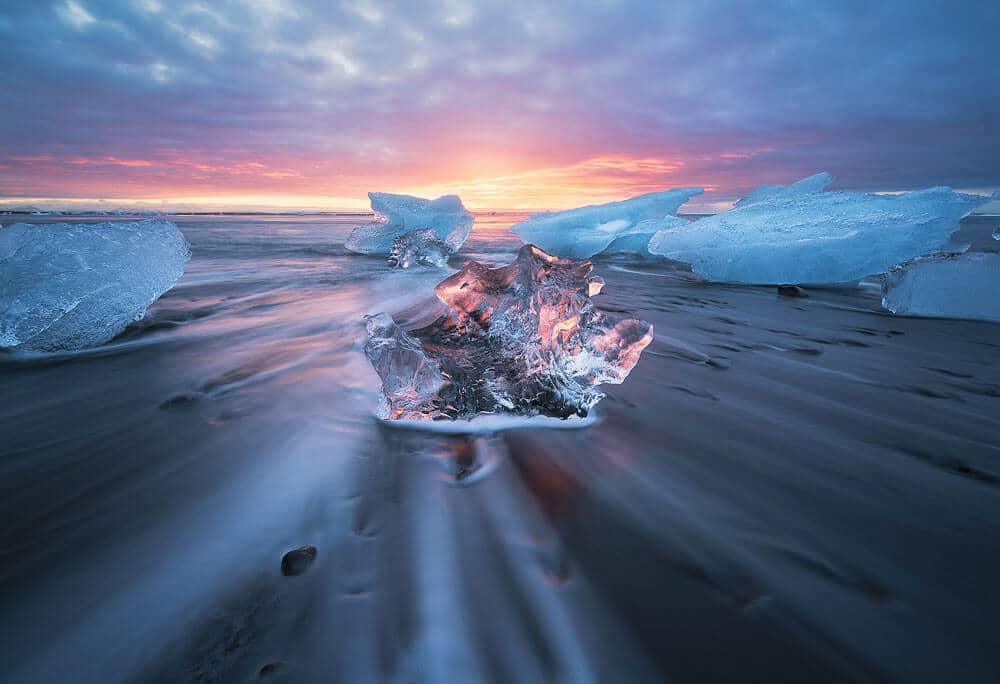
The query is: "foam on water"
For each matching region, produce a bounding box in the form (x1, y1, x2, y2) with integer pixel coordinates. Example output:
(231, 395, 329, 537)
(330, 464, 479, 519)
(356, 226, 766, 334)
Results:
(376, 411, 600, 434)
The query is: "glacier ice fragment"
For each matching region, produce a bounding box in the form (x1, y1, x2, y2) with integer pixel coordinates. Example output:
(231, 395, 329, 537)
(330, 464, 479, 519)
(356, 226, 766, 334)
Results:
(363, 313, 447, 420)
(881, 252, 1000, 322)
(346, 192, 474, 255)
(388, 228, 451, 268)
(510, 188, 703, 259)
(648, 174, 988, 285)
(733, 172, 832, 208)
(364, 245, 653, 421)
(0, 219, 191, 351)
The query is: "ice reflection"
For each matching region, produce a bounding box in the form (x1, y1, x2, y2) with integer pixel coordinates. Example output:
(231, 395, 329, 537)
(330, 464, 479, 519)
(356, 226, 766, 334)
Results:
(414, 432, 505, 486)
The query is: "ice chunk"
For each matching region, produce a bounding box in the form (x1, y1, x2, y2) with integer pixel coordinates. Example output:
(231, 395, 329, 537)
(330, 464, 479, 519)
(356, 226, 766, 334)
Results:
(510, 188, 703, 259)
(364, 313, 447, 420)
(387, 228, 450, 268)
(0, 219, 190, 351)
(345, 192, 474, 255)
(648, 174, 987, 284)
(364, 245, 653, 421)
(733, 172, 832, 208)
(880, 252, 1000, 321)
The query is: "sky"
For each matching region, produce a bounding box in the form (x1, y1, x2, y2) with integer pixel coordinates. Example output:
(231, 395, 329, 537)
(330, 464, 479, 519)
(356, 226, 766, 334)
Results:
(0, 0, 998, 212)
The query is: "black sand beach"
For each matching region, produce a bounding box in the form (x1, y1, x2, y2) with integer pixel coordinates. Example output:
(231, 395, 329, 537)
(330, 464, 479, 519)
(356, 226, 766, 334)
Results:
(2, 214, 999, 682)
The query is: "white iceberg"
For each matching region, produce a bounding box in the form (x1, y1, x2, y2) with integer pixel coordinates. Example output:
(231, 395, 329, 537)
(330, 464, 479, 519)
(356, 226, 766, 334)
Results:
(881, 252, 1000, 322)
(647, 173, 987, 285)
(0, 219, 191, 351)
(345, 192, 474, 255)
(510, 188, 703, 259)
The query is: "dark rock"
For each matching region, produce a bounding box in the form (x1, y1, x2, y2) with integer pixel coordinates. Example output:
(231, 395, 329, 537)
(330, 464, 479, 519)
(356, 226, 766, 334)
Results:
(158, 391, 204, 409)
(259, 661, 286, 677)
(777, 285, 807, 298)
(280, 546, 317, 576)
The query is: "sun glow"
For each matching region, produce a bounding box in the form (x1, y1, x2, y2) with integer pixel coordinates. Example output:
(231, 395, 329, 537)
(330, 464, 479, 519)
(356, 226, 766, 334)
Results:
(0, 154, 725, 213)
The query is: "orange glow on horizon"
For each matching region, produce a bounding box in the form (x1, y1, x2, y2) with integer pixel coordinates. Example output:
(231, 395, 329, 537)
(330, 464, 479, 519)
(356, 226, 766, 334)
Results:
(409, 155, 720, 210)
(0, 153, 742, 213)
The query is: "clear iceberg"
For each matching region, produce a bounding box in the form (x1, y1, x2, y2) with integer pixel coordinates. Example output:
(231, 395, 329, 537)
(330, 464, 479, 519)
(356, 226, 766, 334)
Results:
(647, 173, 987, 285)
(881, 252, 1000, 322)
(345, 192, 474, 255)
(363, 313, 447, 419)
(364, 245, 653, 421)
(510, 188, 703, 259)
(0, 219, 191, 351)
(387, 228, 450, 268)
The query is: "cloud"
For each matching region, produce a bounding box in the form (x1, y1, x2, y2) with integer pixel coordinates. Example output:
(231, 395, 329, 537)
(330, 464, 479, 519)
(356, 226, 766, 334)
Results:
(57, 0, 96, 29)
(1, 0, 997, 208)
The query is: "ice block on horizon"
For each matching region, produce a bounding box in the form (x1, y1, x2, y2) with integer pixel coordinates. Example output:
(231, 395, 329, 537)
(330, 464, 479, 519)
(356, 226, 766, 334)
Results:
(881, 252, 1000, 321)
(509, 188, 703, 259)
(364, 244, 653, 421)
(345, 192, 474, 256)
(647, 173, 988, 285)
(0, 219, 191, 351)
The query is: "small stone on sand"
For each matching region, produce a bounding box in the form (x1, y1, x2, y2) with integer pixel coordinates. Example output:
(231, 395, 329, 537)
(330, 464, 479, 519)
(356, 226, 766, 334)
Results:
(281, 546, 317, 576)
(259, 661, 286, 677)
(777, 285, 807, 298)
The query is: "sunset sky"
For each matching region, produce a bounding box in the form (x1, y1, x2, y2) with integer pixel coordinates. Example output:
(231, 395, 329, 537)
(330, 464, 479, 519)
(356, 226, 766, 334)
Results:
(1, 0, 998, 212)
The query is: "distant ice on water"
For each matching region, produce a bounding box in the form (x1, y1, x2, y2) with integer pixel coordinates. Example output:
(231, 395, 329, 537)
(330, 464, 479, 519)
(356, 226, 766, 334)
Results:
(345, 192, 474, 258)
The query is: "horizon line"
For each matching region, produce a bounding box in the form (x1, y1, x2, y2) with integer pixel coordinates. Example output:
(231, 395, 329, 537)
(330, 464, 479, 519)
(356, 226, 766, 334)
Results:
(1, 186, 998, 216)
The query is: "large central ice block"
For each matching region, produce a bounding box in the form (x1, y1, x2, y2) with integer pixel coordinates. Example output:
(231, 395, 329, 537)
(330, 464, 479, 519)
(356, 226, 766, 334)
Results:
(510, 188, 703, 259)
(345, 192, 474, 258)
(647, 173, 987, 285)
(364, 245, 653, 421)
(0, 219, 190, 351)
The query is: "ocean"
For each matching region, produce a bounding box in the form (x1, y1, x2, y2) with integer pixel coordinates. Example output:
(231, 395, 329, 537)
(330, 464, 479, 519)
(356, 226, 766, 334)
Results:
(1, 212, 999, 682)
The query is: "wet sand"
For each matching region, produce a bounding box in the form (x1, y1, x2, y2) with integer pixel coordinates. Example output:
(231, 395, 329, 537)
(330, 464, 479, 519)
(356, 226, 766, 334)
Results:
(1, 214, 999, 682)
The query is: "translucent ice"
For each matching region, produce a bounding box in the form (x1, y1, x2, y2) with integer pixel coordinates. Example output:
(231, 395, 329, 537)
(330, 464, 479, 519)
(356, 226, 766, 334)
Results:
(364, 245, 653, 421)
(510, 188, 703, 259)
(0, 219, 190, 351)
(733, 172, 833, 207)
(881, 252, 1000, 322)
(648, 174, 987, 285)
(363, 313, 447, 420)
(345, 192, 474, 255)
(388, 228, 450, 268)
